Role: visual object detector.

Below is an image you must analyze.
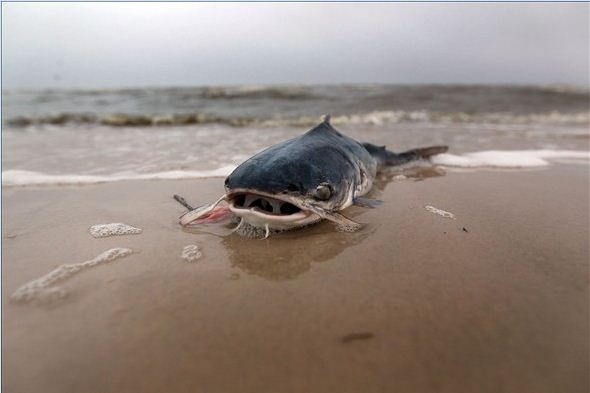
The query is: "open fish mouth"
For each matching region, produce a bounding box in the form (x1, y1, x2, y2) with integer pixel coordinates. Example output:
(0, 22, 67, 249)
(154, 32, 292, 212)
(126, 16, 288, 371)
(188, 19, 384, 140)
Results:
(227, 189, 318, 228)
(178, 189, 362, 233)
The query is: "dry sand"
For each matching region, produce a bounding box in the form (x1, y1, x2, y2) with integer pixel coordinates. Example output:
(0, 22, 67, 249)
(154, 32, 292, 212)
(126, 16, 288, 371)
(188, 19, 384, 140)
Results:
(2, 165, 589, 393)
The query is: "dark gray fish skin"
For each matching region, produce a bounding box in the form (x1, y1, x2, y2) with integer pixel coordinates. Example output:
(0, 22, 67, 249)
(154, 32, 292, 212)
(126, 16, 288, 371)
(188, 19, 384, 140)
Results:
(222, 116, 448, 231)
(225, 118, 377, 210)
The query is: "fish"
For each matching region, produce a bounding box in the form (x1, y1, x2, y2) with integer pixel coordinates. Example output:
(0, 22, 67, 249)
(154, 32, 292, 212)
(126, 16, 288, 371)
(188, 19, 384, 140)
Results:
(176, 115, 447, 237)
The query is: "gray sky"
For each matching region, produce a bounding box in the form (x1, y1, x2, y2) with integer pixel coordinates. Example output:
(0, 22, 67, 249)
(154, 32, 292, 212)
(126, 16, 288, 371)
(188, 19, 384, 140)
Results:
(2, 3, 588, 88)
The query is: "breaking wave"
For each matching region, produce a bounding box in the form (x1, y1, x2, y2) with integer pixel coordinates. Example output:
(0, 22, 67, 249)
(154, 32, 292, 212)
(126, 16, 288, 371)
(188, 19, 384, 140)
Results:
(6, 110, 590, 128)
(200, 85, 315, 100)
(5, 113, 255, 127)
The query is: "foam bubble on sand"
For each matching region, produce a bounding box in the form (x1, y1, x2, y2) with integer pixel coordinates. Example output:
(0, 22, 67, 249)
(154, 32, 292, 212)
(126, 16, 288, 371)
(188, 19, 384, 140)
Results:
(11, 248, 134, 304)
(431, 150, 589, 168)
(89, 223, 142, 238)
(425, 205, 456, 219)
(2, 165, 236, 186)
(181, 245, 202, 262)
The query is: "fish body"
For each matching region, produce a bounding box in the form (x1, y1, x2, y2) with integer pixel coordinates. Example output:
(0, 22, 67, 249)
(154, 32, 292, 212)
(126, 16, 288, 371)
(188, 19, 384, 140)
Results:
(180, 116, 447, 233)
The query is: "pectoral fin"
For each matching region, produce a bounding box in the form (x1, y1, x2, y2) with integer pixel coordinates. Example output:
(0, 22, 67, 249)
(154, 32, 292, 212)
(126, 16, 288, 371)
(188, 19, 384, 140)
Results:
(303, 203, 363, 232)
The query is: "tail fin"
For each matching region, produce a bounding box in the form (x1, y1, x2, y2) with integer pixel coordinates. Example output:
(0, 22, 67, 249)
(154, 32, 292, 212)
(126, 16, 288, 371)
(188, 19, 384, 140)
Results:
(362, 143, 448, 168)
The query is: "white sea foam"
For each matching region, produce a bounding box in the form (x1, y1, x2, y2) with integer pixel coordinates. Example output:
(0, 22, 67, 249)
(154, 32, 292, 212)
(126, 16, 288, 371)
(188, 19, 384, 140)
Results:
(11, 248, 134, 304)
(258, 110, 590, 128)
(425, 205, 456, 219)
(89, 223, 142, 238)
(431, 150, 589, 168)
(3, 150, 588, 187)
(2, 165, 236, 186)
(181, 245, 202, 262)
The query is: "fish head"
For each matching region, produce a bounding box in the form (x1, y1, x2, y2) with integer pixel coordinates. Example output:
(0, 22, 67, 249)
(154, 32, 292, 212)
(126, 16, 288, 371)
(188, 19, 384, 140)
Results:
(224, 132, 362, 231)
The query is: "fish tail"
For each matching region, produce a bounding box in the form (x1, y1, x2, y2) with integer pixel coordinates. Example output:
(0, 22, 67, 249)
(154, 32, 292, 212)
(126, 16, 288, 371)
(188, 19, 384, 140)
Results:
(362, 143, 448, 168)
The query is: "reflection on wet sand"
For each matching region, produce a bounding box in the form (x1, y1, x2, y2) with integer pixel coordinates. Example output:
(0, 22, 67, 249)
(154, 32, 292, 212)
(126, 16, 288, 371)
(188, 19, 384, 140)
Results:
(221, 166, 447, 280)
(184, 165, 447, 281)
(5, 167, 588, 393)
(374, 165, 447, 189)
(222, 222, 374, 280)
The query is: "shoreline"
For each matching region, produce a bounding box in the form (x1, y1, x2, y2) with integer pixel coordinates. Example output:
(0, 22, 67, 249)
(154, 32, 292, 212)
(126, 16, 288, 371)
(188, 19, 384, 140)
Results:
(3, 164, 589, 393)
(2, 148, 588, 188)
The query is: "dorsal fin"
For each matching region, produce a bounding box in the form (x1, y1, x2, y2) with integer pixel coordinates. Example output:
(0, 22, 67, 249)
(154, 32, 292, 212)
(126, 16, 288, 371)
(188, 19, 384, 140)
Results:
(304, 115, 342, 138)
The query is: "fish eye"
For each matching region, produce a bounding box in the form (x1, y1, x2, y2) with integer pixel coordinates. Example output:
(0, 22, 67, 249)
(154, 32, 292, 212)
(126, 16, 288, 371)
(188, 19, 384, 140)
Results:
(314, 183, 332, 200)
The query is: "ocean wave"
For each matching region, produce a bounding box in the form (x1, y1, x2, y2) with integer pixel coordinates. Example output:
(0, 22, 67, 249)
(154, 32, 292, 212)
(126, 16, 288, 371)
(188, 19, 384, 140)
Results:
(319, 111, 590, 127)
(2, 166, 236, 186)
(6, 110, 590, 129)
(200, 85, 315, 100)
(5, 113, 257, 127)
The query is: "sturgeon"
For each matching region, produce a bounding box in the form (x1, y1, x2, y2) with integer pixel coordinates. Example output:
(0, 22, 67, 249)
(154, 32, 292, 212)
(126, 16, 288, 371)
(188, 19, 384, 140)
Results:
(177, 116, 447, 237)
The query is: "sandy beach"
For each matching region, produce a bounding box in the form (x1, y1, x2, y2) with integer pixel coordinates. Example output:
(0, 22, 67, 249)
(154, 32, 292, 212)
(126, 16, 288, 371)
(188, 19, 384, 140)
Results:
(2, 164, 588, 393)
(4, 3, 589, 391)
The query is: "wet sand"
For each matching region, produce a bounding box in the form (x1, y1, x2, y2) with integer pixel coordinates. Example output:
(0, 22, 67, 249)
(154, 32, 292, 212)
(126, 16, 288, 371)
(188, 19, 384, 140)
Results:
(2, 165, 589, 393)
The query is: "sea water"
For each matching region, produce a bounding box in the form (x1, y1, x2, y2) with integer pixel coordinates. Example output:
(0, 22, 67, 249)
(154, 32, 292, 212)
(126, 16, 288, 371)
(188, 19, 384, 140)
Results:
(3, 84, 589, 186)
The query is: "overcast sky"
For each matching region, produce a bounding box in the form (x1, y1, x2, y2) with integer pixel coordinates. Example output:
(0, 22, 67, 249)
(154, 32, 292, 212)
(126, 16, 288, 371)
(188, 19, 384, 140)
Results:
(2, 3, 588, 89)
